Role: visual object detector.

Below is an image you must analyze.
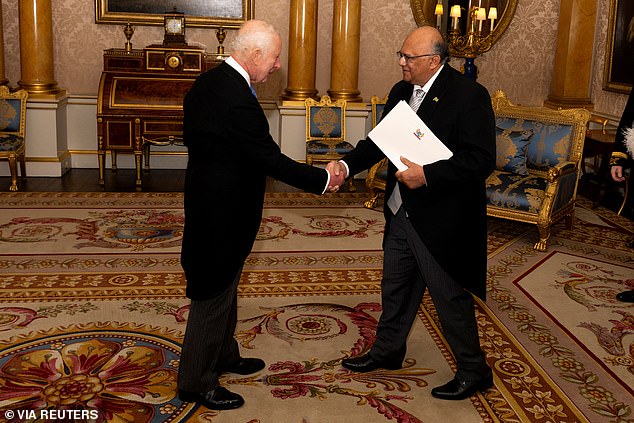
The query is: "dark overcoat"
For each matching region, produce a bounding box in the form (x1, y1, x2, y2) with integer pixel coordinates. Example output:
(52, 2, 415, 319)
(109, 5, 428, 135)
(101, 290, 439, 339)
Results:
(343, 65, 496, 299)
(181, 62, 328, 300)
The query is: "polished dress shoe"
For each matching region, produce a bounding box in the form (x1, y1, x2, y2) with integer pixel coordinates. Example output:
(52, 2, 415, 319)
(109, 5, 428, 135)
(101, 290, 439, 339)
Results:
(221, 357, 265, 375)
(431, 373, 494, 400)
(341, 354, 402, 372)
(178, 386, 244, 410)
(616, 290, 634, 303)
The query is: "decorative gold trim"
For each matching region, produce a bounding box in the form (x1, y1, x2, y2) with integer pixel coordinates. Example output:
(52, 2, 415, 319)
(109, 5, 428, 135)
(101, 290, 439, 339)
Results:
(410, 0, 517, 49)
(95, 0, 253, 29)
(488, 90, 590, 251)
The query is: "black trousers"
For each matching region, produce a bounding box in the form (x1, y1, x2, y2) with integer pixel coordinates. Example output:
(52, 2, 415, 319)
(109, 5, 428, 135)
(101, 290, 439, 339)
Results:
(178, 268, 242, 392)
(370, 208, 490, 380)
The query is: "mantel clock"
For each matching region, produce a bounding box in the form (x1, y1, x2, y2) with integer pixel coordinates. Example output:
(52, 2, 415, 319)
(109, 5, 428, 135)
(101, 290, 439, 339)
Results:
(164, 9, 186, 45)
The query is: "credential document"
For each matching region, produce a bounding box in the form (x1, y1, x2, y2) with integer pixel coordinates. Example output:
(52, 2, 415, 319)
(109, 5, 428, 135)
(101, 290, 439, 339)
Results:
(368, 100, 453, 171)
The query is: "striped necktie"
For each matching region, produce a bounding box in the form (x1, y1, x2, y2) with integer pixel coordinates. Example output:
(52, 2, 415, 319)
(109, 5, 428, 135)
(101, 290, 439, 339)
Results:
(408, 88, 425, 112)
(387, 88, 426, 215)
(250, 85, 257, 98)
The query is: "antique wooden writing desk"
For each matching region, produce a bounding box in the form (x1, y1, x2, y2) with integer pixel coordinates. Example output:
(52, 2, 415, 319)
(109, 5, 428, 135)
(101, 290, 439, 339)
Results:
(97, 44, 222, 189)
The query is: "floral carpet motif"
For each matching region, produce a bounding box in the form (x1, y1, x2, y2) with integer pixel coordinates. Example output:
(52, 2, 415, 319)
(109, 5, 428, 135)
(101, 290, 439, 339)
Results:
(0, 192, 632, 422)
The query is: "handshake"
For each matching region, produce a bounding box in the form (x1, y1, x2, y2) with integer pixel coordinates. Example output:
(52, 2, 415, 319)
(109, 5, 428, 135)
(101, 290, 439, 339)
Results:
(325, 161, 347, 192)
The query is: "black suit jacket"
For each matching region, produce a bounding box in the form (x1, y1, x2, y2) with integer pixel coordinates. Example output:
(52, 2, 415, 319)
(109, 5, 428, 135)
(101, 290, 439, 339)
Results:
(181, 62, 328, 300)
(343, 65, 496, 298)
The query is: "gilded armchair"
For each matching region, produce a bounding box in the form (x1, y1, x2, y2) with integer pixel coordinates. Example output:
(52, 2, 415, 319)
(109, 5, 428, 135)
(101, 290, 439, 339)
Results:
(0, 86, 28, 191)
(364, 95, 388, 208)
(487, 90, 590, 251)
(305, 95, 355, 190)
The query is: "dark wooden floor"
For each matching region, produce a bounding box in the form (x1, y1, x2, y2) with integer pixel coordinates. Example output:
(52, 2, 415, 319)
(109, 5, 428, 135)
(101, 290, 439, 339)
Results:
(0, 168, 368, 193)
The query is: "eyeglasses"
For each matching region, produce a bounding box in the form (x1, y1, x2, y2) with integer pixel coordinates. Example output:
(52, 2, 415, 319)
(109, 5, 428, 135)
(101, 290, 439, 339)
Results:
(396, 51, 438, 62)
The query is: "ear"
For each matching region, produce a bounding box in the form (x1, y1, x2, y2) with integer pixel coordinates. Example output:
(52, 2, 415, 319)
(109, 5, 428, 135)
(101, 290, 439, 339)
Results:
(251, 48, 263, 65)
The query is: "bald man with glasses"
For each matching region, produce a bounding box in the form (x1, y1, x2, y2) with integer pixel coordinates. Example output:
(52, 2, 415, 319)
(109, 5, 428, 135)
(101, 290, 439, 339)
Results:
(327, 25, 496, 401)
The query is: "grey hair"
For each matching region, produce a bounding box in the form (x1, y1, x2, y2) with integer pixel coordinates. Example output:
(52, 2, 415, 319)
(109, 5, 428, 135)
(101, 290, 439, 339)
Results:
(231, 20, 279, 57)
(432, 37, 450, 65)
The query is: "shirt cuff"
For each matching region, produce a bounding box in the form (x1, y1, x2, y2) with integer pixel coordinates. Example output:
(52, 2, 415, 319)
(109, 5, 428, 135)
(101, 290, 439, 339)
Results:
(322, 169, 330, 194)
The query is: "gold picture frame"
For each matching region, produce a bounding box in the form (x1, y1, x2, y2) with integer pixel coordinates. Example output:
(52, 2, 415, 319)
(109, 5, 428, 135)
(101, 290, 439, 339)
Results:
(95, 0, 253, 28)
(603, 0, 633, 94)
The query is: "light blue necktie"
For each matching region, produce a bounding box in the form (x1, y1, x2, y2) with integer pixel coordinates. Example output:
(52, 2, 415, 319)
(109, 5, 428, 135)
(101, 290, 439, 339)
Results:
(387, 88, 426, 215)
(250, 85, 257, 98)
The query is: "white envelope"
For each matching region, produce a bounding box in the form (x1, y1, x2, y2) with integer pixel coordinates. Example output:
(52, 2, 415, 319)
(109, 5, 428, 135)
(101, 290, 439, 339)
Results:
(368, 100, 453, 171)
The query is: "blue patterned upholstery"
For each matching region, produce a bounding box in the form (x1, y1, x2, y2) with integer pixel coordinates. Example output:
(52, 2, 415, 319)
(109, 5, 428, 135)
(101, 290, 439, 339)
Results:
(495, 127, 533, 175)
(0, 134, 25, 151)
(488, 91, 590, 251)
(0, 86, 28, 191)
(306, 140, 354, 155)
(496, 117, 574, 170)
(486, 171, 546, 212)
(304, 95, 354, 166)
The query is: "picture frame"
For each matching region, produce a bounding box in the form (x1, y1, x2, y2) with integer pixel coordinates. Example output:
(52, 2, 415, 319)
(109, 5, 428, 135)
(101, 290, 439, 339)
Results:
(95, 0, 253, 29)
(603, 0, 634, 94)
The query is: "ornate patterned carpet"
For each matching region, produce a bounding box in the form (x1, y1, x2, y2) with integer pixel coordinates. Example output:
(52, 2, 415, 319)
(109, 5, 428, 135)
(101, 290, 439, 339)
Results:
(0, 192, 632, 423)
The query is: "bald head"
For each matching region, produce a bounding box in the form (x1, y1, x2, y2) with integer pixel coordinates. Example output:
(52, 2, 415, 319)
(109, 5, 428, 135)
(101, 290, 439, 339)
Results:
(398, 25, 448, 86)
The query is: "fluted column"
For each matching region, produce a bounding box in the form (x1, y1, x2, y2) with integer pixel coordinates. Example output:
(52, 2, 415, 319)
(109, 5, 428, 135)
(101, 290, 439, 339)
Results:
(327, 0, 362, 102)
(18, 0, 62, 95)
(544, 0, 596, 110)
(0, 2, 7, 86)
(283, 0, 318, 101)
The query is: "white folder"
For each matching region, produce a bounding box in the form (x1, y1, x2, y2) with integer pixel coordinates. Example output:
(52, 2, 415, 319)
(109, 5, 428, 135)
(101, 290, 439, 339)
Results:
(368, 100, 453, 171)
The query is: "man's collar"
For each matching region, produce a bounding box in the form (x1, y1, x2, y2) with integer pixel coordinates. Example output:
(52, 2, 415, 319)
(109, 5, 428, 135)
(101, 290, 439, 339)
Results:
(418, 64, 444, 93)
(225, 56, 252, 88)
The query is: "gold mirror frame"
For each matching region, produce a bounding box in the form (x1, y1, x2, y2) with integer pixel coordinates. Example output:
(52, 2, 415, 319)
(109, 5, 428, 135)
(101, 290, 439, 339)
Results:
(410, 0, 517, 48)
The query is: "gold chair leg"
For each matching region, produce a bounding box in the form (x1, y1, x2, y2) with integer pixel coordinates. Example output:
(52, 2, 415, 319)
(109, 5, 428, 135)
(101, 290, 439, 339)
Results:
(534, 224, 551, 252)
(364, 190, 378, 209)
(8, 154, 19, 191)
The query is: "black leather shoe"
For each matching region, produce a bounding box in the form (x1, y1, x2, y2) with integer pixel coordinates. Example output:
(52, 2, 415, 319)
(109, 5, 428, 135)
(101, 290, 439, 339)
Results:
(431, 374, 494, 400)
(178, 387, 244, 410)
(616, 290, 634, 303)
(341, 354, 402, 372)
(221, 357, 265, 375)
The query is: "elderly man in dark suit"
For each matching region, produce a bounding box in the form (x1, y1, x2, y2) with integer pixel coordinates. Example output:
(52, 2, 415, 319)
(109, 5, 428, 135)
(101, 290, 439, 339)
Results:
(328, 25, 496, 400)
(178, 20, 343, 410)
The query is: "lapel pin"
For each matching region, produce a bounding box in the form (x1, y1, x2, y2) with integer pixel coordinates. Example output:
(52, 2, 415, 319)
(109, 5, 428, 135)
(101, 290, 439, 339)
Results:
(433, 97, 439, 102)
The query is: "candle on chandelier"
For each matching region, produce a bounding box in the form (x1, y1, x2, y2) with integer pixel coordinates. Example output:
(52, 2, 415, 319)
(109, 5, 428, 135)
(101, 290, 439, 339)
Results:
(450, 5, 461, 30)
(488, 7, 497, 31)
(435, 2, 444, 30)
(476, 7, 486, 32)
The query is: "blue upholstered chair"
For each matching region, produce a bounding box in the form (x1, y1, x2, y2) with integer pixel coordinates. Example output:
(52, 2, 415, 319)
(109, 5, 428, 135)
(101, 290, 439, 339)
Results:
(364, 95, 389, 208)
(305, 95, 355, 190)
(487, 90, 590, 251)
(0, 86, 28, 191)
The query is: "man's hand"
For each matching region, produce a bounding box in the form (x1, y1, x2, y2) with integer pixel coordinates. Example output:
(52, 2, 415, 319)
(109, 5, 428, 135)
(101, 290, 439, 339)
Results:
(611, 165, 625, 182)
(395, 156, 426, 188)
(326, 161, 347, 192)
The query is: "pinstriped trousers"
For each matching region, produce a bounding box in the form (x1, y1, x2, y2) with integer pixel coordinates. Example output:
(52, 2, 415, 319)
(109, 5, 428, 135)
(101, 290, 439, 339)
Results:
(178, 268, 242, 393)
(370, 207, 490, 380)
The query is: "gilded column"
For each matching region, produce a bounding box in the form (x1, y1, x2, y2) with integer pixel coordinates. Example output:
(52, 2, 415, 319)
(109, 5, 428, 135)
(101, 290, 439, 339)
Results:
(18, 0, 62, 95)
(327, 0, 362, 102)
(544, 0, 596, 110)
(283, 0, 318, 101)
